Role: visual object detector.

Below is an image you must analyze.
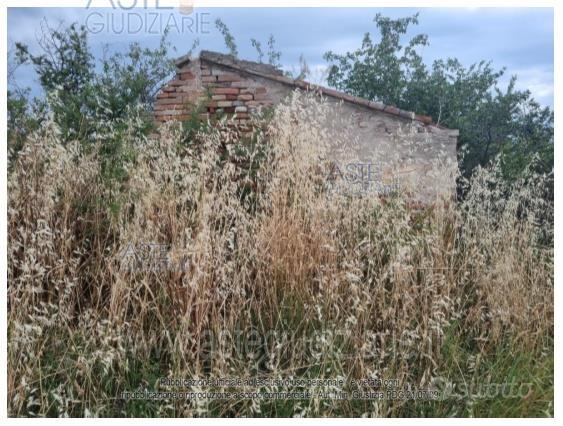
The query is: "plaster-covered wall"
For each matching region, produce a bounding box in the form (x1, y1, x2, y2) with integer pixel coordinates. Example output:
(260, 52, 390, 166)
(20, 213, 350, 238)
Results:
(154, 56, 458, 202)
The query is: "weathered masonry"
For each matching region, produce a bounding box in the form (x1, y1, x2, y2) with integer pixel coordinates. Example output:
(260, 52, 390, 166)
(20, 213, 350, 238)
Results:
(154, 50, 459, 201)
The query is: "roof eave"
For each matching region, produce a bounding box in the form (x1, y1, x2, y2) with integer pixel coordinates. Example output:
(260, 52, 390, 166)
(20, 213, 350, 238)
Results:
(180, 50, 456, 131)
(174, 54, 192, 68)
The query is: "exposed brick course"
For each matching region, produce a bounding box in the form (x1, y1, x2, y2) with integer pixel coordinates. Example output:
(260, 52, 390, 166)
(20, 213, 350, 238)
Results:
(214, 88, 240, 95)
(152, 50, 458, 156)
(153, 55, 278, 129)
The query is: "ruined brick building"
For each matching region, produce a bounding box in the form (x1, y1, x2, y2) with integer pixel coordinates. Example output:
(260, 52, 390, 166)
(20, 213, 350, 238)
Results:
(154, 50, 459, 201)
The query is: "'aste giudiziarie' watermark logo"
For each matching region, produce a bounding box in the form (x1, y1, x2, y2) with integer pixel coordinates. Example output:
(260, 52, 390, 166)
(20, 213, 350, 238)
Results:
(85, 0, 211, 35)
(326, 162, 404, 197)
(118, 242, 190, 273)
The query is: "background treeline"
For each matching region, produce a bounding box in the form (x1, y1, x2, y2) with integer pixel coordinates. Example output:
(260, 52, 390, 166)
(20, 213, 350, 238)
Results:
(8, 14, 554, 189)
(7, 15, 554, 417)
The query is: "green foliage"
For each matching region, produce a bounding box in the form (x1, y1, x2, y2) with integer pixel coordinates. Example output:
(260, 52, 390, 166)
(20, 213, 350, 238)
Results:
(324, 13, 553, 182)
(325, 14, 428, 105)
(11, 20, 176, 191)
(267, 34, 282, 68)
(13, 21, 174, 139)
(7, 88, 48, 164)
(8, 92, 553, 417)
(250, 38, 264, 63)
(180, 87, 213, 142)
(249, 33, 292, 77)
(94, 33, 176, 122)
(423, 326, 554, 417)
(215, 18, 238, 57)
(16, 21, 93, 94)
(15, 21, 94, 141)
(217, 22, 307, 80)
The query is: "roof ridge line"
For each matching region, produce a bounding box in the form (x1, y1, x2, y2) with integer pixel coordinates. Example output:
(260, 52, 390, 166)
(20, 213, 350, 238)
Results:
(180, 50, 440, 127)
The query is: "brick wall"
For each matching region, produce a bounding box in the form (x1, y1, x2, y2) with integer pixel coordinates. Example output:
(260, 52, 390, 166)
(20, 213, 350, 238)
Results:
(154, 53, 459, 203)
(154, 58, 278, 128)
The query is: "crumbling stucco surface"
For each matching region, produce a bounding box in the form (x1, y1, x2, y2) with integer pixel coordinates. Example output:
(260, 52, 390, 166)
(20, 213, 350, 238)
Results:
(155, 51, 459, 203)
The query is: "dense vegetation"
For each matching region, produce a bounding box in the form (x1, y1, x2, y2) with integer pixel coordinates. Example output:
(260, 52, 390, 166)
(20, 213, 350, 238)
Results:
(7, 14, 553, 418)
(9, 15, 554, 185)
(323, 14, 553, 184)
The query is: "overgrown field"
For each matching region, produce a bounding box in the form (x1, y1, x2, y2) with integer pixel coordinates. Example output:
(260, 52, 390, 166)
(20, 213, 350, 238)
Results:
(7, 94, 553, 417)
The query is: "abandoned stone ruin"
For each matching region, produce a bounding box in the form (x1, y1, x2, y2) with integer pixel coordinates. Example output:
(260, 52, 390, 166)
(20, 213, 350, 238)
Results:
(155, 50, 459, 202)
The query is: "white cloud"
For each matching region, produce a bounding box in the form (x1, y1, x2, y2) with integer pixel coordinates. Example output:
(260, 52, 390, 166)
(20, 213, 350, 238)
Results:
(500, 66, 554, 107)
(8, 7, 554, 108)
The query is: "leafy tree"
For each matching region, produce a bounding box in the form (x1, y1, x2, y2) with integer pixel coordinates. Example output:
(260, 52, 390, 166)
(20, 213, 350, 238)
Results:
(13, 21, 175, 142)
(11, 20, 176, 193)
(16, 21, 94, 95)
(15, 21, 94, 141)
(324, 13, 553, 182)
(7, 88, 48, 164)
(324, 14, 428, 105)
(94, 33, 176, 121)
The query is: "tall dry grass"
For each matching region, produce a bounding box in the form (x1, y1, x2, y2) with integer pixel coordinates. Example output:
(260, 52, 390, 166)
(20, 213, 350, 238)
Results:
(7, 92, 553, 417)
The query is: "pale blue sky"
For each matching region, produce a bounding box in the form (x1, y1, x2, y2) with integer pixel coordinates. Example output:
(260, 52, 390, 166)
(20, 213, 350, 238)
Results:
(7, 7, 554, 107)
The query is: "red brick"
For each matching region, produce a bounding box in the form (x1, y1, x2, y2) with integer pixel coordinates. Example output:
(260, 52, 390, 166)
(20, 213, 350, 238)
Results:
(177, 86, 199, 94)
(157, 98, 183, 105)
(238, 94, 253, 101)
(214, 87, 239, 95)
(217, 74, 241, 82)
(415, 114, 433, 124)
(254, 93, 270, 101)
(384, 106, 401, 115)
(226, 94, 238, 101)
(155, 109, 182, 116)
(180, 71, 195, 80)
